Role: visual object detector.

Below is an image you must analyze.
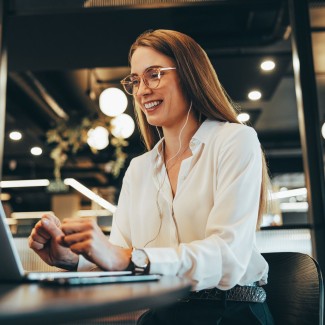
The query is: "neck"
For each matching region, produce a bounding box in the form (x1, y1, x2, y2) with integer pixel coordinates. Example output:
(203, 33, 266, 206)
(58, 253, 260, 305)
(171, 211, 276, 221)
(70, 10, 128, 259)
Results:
(163, 114, 200, 158)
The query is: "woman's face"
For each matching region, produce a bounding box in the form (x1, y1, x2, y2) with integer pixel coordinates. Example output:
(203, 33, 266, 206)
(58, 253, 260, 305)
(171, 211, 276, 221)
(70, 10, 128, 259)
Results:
(131, 46, 190, 129)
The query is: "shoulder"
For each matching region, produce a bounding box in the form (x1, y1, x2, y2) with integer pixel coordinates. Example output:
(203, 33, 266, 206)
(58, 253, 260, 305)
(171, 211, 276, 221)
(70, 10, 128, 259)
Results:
(221, 122, 259, 144)
(124, 150, 153, 179)
(204, 121, 261, 160)
(204, 120, 259, 147)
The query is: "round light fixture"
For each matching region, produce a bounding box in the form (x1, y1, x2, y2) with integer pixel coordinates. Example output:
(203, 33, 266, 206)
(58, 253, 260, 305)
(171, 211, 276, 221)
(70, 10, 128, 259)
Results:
(87, 126, 109, 150)
(321, 122, 325, 139)
(31, 147, 42, 156)
(248, 90, 262, 101)
(99, 88, 128, 117)
(261, 60, 275, 71)
(237, 113, 250, 123)
(9, 131, 22, 141)
(111, 114, 135, 139)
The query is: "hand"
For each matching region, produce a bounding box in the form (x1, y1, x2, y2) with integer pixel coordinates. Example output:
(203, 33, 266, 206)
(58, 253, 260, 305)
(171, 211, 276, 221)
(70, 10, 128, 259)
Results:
(28, 214, 79, 270)
(60, 217, 132, 271)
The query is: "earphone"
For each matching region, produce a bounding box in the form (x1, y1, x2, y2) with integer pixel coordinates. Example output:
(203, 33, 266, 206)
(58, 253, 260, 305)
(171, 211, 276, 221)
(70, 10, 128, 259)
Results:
(144, 101, 193, 247)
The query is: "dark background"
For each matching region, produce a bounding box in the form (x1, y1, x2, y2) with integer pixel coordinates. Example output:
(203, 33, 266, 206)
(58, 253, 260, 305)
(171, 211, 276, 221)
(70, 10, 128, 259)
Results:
(2, 0, 325, 211)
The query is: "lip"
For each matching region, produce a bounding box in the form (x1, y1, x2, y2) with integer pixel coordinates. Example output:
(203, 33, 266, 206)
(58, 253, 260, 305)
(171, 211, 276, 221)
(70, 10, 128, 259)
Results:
(142, 100, 163, 112)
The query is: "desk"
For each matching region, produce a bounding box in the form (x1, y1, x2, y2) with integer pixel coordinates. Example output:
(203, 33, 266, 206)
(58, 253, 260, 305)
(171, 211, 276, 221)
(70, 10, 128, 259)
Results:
(0, 276, 191, 325)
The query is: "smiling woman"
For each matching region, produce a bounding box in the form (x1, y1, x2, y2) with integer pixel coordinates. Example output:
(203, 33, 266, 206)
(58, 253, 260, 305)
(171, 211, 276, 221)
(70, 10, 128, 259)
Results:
(28, 29, 274, 325)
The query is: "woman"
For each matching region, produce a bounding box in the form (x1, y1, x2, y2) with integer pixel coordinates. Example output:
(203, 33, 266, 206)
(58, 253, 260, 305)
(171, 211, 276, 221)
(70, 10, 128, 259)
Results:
(29, 29, 274, 324)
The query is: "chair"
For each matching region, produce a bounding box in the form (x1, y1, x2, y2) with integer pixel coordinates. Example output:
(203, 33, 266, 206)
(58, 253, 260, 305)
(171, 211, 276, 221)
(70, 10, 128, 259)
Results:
(262, 252, 324, 325)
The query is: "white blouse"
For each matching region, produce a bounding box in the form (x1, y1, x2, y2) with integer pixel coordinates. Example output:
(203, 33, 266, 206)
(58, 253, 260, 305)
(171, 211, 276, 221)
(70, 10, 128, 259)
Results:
(81, 119, 269, 291)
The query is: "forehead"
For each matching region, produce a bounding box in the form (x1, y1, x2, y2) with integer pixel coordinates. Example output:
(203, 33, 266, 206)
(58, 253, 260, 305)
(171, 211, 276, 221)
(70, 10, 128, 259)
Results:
(130, 47, 175, 74)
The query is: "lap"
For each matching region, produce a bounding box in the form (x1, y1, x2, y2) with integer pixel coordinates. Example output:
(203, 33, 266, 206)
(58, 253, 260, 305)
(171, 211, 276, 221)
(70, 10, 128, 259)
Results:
(137, 300, 274, 325)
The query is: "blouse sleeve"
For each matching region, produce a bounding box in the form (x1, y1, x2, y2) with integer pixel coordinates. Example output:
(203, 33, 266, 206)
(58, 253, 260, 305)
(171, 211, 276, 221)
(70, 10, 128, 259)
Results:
(143, 126, 264, 290)
(109, 167, 132, 248)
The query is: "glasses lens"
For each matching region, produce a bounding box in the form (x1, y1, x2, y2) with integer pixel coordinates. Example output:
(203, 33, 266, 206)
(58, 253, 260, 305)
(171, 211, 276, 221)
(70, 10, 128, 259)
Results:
(122, 76, 138, 95)
(144, 68, 160, 89)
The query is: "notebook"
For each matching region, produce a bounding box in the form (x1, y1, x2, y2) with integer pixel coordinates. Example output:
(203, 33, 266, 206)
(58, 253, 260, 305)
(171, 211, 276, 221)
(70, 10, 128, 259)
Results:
(0, 201, 160, 285)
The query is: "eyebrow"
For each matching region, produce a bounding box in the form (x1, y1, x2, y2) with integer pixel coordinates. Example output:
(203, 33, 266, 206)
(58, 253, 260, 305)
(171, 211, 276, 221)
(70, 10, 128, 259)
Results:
(130, 65, 162, 76)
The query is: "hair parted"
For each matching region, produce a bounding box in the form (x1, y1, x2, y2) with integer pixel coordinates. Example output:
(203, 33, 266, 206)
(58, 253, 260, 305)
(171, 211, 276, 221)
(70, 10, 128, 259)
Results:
(129, 29, 269, 225)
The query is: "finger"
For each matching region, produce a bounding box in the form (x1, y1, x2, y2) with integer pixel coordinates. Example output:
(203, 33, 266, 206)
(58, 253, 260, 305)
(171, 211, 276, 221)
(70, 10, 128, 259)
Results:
(29, 241, 44, 251)
(29, 228, 48, 244)
(41, 216, 63, 238)
(42, 213, 61, 227)
(33, 222, 51, 240)
(69, 239, 93, 257)
(28, 236, 45, 251)
(61, 231, 93, 246)
(61, 219, 97, 235)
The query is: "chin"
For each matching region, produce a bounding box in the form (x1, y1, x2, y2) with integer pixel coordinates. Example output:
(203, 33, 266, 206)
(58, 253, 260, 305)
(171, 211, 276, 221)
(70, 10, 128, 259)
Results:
(145, 116, 164, 127)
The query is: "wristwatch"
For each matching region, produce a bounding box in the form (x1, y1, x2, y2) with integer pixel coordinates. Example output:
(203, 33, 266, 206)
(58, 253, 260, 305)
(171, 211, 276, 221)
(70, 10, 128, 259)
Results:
(131, 249, 150, 274)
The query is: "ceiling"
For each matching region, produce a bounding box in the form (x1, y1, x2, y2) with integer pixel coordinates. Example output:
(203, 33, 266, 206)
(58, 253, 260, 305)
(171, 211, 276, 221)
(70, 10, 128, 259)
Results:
(2, 0, 325, 211)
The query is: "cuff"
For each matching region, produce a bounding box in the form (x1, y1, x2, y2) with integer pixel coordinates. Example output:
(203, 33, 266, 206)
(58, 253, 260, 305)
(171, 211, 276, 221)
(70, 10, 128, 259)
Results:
(143, 247, 180, 275)
(77, 255, 98, 271)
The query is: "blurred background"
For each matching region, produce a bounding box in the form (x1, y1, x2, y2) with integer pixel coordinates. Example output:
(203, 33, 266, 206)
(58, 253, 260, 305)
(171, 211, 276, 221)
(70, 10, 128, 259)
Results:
(1, 0, 325, 256)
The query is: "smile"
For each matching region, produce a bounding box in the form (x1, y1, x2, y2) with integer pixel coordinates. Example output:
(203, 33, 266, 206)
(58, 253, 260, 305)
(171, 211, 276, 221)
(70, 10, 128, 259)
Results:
(144, 100, 162, 110)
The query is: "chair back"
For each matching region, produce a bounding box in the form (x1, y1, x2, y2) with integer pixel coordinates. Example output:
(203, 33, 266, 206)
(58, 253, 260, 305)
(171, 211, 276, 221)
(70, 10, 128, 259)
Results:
(262, 252, 324, 325)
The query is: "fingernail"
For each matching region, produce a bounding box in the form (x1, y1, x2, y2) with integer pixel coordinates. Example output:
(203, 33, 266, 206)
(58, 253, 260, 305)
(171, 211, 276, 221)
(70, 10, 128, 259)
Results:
(42, 218, 49, 226)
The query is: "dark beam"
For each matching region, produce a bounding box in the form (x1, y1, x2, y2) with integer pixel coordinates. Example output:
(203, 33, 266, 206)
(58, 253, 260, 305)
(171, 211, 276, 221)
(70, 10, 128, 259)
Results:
(289, 0, 325, 274)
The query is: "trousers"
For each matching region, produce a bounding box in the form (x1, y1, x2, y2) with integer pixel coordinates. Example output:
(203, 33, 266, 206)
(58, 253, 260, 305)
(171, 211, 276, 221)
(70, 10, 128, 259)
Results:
(137, 299, 274, 325)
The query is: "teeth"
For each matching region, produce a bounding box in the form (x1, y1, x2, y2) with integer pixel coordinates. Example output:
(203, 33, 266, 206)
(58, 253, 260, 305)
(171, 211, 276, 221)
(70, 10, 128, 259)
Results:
(144, 101, 161, 109)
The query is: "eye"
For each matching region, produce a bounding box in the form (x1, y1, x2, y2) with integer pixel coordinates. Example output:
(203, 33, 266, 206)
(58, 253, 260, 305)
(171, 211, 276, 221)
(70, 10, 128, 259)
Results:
(145, 68, 160, 80)
(129, 76, 140, 86)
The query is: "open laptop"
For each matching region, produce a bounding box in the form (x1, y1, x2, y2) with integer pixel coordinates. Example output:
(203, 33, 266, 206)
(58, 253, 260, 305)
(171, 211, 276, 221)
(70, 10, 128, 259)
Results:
(0, 201, 160, 285)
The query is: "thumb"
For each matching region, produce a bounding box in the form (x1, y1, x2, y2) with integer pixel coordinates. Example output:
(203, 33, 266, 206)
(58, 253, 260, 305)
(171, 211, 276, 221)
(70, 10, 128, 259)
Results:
(41, 217, 63, 237)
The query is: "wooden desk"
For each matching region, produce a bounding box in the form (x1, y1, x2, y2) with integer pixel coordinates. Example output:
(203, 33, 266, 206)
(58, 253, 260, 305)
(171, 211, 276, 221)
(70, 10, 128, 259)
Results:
(0, 276, 192, 325)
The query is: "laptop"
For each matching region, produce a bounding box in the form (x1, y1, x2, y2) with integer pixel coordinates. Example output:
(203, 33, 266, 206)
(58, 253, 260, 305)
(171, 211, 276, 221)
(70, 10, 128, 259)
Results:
(0, 201, 160, 285)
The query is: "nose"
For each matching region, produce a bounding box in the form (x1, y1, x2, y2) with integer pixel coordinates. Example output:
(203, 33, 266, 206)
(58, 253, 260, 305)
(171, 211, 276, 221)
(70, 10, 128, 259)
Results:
(136, 78, 152, 96)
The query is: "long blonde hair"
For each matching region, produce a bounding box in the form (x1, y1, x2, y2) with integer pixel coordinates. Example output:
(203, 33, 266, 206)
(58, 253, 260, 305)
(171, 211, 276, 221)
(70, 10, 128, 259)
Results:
(129, 29, 269, 225)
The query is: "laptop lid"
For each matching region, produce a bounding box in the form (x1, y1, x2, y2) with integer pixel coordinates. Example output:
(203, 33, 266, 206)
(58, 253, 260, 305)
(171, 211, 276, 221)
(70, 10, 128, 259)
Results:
(0, 201, 25, 281)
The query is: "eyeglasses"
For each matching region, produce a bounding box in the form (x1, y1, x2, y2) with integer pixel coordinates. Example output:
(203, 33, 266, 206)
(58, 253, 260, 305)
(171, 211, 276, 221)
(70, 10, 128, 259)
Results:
(120, 67, 176, 95)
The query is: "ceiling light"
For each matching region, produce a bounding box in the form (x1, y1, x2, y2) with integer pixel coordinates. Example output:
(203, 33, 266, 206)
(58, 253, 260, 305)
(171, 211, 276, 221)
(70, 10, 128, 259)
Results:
(0, 179, 50, 188)
(280, 202, 308, 212)
(9, 131, 22, 141)
(237, 113, 250, 123)
(111, 114, 135, 139)
(87, 126, 109, 150)
(271, 187, 307, 200)
(64, 178, 116, 213)
(261, 60, 275, 71)
(321, 122, 325, 139)
(30, 147, 43, 156)
(99, 87, 128, 117)
(248, 90, 262, 101)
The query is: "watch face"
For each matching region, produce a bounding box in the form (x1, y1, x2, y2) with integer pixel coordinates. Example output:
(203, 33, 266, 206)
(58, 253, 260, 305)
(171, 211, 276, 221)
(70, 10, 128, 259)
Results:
(132, 249, 149, 268)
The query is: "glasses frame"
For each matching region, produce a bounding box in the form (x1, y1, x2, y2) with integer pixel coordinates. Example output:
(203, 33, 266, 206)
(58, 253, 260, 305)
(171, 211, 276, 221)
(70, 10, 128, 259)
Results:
(120, 67, 176, 95)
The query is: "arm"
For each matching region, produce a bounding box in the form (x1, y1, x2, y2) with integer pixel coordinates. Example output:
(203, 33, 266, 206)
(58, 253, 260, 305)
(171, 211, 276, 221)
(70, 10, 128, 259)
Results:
(61, 169, 133, 271)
